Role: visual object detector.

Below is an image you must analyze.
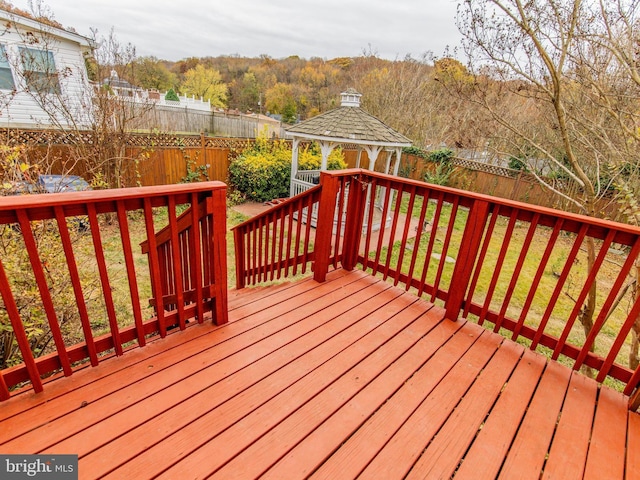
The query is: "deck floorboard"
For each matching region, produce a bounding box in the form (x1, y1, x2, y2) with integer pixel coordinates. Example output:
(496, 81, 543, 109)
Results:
(542, 372, 598, 480)
(1, 268, 639, 480)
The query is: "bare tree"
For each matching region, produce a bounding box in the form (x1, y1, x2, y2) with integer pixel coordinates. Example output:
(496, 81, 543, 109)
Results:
(1, 2, 154, 188)
(87, 27, 152, 188)
(457, 0, 640, 368)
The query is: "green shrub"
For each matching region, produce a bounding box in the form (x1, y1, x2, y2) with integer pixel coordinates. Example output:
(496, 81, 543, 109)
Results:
(508, 156, 528, 171)
(165, 88, 180, 101)
(428, 148, 454, 164)
(402, 145, 428, 159)
(228, 136, 346, 202)
(423, 148, 455, 186)
(228, 136, 292, 202)
(424, 162, 454, 185)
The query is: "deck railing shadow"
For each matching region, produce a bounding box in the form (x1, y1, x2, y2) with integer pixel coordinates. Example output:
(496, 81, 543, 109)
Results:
(0, 182, 228, 400)
(233, 168, 640, 409)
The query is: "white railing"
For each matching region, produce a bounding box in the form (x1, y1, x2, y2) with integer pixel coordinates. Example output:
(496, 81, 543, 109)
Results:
(296, 170, 321, 184)
(291, 179, 314, 197)
(290, 170, 320, 197)
(152, 92, 211, 112)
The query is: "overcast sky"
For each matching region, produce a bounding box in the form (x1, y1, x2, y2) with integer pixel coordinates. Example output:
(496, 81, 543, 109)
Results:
(11, 0, 463, 61)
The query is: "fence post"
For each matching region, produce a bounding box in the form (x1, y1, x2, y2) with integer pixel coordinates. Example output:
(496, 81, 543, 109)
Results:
(201, 131, 207, 176)
(314, 172, 339, 282)
(341, 173, 366, 271)
(444, 199, 490, 321)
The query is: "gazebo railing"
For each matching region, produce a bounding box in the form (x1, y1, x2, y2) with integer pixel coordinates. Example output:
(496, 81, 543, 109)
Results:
(290, 170, 320, 197)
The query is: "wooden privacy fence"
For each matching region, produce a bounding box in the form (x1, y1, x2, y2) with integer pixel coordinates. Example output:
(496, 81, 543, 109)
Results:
(129, 106, 215, 134)
(4, 130, 257, 186)
(233, 168, 640, 408)
(128, 105, 282, 138)
(2, 128, 602, 213)
(0, 182, 228, 400)
(400, 153, 585, 212)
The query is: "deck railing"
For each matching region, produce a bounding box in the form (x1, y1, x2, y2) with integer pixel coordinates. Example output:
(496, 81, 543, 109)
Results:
(234, 169, 640, 408)
(140, 195, 227, 328)
(234, 184, 327, 287)
(0, 182, 228, 400)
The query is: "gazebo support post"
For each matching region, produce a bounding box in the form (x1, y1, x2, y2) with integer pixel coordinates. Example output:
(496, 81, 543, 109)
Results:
(384, 150, 393, 175)
(319, 141, 336, 171)
(393, 147, 402, 176)
(362, 145, 382, 224)
(385, 148, 403, 211)
(289, 138, 300, 197)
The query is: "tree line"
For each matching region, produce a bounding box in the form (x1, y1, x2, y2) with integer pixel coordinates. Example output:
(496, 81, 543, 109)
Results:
(117, 51, 465, 148)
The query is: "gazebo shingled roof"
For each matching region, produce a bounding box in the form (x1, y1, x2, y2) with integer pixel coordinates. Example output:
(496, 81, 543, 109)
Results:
(285, 102, 411, 146)
(286, 89, 412, 197)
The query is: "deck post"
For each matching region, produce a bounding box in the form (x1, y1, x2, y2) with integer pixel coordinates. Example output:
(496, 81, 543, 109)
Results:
(211, 188, 229, 324)
(234, 226, 246, 289)
(341, 173, 366, 271)
(314, 172, 339, 282)
(444, 199, 490, 321)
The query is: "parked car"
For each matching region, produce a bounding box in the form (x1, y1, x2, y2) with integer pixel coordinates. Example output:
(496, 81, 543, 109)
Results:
(37, 175, 91, 193)
(2, 175, 91, 196)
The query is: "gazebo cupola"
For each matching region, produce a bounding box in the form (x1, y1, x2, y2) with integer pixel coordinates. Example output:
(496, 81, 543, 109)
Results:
(285, 89, 412, 197)
(340, 88, 362, 107)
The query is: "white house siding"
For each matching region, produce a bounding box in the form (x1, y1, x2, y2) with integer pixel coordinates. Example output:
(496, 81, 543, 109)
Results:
(0, 11, 94, 129)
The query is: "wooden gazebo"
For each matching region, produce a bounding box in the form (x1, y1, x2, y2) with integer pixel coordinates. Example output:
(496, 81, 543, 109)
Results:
(286, 89, 412, 196)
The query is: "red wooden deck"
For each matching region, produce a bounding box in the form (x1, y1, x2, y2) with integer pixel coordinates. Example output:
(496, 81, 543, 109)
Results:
(1, 268, 638, 479)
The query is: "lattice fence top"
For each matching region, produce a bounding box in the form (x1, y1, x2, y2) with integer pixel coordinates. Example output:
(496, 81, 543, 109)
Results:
(452, 157, 513, 177)
(4, 129, 96, 146)
(451, 156, 538, 182)
(204, 137, 255, 149)
(0, 129, 262, 150)
(126, 133, 201, 148)
(0, 129, 388, 152)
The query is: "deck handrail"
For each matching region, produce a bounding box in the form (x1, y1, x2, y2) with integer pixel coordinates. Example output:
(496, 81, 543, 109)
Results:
(234, 169, 640, 408)
(0, 182, 228, 400)
(233, 184, 326, 288)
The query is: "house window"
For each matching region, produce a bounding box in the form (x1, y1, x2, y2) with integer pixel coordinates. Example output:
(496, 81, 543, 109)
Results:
(19, 47, 60, 94)
(0, 44, 15, 90)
